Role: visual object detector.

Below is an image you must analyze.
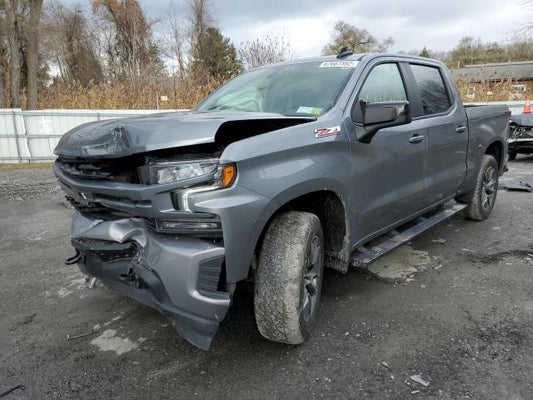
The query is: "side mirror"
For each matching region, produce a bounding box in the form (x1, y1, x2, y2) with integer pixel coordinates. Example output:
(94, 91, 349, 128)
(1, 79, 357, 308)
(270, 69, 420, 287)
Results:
(352, 100, 411, 143)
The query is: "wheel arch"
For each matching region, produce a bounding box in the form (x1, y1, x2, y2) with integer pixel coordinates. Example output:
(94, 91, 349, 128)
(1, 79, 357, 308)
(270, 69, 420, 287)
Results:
(254, 186, 351, 273)
(456, 138, 506, 204)
(485, 139, 505, 172)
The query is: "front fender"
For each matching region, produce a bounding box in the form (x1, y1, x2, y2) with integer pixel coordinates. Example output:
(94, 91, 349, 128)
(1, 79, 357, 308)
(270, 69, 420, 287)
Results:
(191, 120, 353, 283)
(189, 175, 351, 283)
(190, 178, 350, 283)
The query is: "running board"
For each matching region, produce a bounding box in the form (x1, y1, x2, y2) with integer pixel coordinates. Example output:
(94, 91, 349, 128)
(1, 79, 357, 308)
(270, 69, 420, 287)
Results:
(350, 202, 467, 268)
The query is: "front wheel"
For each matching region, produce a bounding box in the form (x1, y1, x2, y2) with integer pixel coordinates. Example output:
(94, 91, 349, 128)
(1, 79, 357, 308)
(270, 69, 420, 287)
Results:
(254, 211, 324, 344)
(464, 155, 499, 221)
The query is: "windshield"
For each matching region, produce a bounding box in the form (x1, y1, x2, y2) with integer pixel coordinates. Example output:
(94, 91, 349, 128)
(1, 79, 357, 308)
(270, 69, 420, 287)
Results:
(196, 61, 358, 117)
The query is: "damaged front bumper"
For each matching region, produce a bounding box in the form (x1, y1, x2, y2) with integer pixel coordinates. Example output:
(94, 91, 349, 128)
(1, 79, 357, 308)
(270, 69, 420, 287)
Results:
(70, 212, 230, 350)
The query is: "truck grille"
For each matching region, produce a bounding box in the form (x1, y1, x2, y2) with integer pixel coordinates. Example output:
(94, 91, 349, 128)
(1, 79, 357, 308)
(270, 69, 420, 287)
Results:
(56, 158, 140, 183)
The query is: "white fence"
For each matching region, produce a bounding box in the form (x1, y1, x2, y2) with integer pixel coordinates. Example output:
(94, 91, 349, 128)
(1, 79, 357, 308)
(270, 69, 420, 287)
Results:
(0, 102, 527, 163)
(0, 109, 184, 163)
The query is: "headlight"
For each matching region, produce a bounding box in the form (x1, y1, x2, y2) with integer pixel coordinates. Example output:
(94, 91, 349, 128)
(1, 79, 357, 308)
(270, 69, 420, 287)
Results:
(147, 159, 219, 184)
(510, 125, 533, 139)
(142, 158, 237, 211)
(176, 163, 236, 211)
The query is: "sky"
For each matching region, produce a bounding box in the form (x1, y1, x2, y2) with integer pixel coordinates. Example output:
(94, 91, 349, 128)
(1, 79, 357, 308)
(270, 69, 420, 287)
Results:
(69, 0, 530, 57)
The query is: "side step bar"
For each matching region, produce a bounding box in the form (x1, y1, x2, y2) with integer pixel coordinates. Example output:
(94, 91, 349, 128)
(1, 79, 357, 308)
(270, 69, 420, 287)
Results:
(350, 202, 467, 267)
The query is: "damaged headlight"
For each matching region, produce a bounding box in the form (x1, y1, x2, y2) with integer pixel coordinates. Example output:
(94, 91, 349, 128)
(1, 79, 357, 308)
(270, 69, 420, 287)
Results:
(510, 125, 533, 139)
(141, 158, 237, 212)
(148, 159, 220, 184)
(145, 159, 236, 187)
(174, 162, 236, 212)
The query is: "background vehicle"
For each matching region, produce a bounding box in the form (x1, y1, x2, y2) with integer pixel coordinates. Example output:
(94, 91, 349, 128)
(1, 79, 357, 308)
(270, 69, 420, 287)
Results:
(54, 51, 508, 350)
(509, 113, 533, 160)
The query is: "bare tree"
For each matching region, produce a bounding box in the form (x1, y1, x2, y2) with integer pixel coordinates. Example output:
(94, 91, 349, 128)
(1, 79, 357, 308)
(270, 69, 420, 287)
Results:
(187, 0, 213, 62)
(4, 0, 21, 107)
(0, 27, 7, 108)
(505, 34, 533, 62)
(26, 0, 43, 109)
(92, 0, 163, 80)
(322, 21, 394, 55)
(449, 36, 483, 67)
(165, 0, 187, 78)
(238, 35, 291, 69)
(43, 2, 104, 86)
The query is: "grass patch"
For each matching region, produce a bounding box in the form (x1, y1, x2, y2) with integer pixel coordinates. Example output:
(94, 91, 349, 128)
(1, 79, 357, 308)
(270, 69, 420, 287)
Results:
(0, 162, 55, 171)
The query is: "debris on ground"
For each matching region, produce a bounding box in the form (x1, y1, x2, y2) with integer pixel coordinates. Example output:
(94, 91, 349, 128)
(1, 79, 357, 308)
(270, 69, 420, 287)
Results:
(410, 374, 430, 387)
(381, 361, 391, 370)
(85, 276, 98, 289)
(90, 329, 139, 355)
(67, 329, 95, 341)
(431, 238, 446, 244)
(499, 181, 533, 192)
(0, 385, 25, 398)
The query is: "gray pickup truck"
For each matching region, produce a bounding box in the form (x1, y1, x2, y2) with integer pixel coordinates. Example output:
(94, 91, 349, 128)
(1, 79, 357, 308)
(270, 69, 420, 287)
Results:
(54, 52, 508, 350)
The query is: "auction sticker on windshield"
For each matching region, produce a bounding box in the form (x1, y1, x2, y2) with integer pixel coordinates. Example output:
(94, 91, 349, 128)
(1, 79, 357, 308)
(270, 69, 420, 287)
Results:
(319, 61, 359, 68)
(297, 106, 323, 116)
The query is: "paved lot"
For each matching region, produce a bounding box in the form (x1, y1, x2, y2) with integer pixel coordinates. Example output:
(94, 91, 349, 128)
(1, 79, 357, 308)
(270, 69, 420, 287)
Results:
(1, 158, 532, 399)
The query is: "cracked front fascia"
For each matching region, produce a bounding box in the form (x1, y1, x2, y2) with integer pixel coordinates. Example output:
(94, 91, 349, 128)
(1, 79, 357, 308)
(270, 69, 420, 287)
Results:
(71, 212, 230, 350)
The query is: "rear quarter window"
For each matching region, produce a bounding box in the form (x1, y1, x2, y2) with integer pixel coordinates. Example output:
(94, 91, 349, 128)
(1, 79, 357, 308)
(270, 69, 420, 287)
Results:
(410, 64, 451, 116)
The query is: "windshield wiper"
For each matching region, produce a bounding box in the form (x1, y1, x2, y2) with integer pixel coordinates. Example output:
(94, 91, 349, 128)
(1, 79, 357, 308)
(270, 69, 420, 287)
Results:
(282, 113, 318, 118)
(206, 105, 231, 111)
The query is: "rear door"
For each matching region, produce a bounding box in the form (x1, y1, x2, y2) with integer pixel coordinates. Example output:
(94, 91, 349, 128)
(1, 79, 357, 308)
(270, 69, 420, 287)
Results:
(346, 61, 428, 241)
(406, 63, 468, 205)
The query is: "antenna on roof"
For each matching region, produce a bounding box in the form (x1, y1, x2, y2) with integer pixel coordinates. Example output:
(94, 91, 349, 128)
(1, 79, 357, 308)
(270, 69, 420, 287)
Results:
(337, 46, 353, 59)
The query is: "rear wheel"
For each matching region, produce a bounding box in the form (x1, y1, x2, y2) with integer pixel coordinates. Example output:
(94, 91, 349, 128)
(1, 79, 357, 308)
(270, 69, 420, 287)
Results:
(254, 211, 324, 344)
(464, 155, 499, 221)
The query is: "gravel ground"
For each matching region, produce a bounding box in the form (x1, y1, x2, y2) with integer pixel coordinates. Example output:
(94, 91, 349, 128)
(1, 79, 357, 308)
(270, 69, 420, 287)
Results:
(0, 164, 60, 201)
(1, 157, 532, 399)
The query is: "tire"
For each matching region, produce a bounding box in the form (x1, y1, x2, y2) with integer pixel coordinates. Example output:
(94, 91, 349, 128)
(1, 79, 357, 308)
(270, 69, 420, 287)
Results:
(508, 151, 517, 161)
(254, 211, 324, 344)
(464, 155, 499, 221)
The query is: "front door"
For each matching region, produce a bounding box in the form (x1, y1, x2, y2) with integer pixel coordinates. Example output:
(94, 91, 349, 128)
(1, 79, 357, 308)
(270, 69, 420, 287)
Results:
(346, 62, 428, 241)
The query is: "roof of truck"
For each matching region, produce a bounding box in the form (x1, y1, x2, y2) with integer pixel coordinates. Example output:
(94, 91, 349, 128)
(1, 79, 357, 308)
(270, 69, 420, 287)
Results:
(266, 53, 443, 67)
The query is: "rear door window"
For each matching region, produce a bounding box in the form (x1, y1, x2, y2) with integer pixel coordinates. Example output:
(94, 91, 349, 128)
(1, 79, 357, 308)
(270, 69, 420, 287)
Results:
(410, 64, 451, 116)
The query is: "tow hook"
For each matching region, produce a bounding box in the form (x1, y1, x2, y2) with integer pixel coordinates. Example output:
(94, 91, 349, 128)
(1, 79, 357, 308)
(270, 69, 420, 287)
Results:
(65, 249, 81, 265)
(119, 267, 145, 289)
(119, 267, 136, 282)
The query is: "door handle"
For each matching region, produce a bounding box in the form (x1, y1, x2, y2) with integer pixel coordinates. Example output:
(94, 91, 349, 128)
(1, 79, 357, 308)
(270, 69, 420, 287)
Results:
(456, 126, 467, 133)
(409, 134, 425, 144)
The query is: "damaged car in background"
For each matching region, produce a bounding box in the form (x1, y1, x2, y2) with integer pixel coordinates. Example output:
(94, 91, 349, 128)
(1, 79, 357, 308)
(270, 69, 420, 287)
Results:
(509, 112, 533, 160)
(54, 51, 509, 350)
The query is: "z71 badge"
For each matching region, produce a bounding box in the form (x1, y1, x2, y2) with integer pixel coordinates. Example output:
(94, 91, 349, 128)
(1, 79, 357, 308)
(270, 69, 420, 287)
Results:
(315, 126, 341, 138)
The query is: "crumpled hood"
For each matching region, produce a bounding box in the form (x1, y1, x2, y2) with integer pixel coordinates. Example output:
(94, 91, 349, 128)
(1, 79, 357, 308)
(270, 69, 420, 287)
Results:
(54, 110, 314, 159)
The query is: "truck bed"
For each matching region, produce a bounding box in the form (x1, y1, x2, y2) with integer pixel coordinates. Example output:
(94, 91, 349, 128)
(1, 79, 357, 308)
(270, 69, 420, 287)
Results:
(465, 104, 509, 145)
